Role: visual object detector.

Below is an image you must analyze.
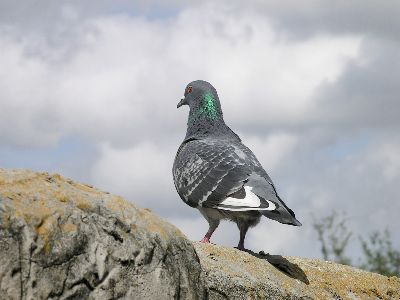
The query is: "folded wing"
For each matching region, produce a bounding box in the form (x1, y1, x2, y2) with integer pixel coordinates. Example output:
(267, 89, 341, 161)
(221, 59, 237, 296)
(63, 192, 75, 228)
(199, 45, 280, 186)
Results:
(173, 139, 301, 226)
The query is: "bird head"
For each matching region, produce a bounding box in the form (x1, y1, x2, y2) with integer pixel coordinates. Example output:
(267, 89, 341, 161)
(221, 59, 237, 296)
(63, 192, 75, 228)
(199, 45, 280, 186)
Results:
(177, 80, 223, 123)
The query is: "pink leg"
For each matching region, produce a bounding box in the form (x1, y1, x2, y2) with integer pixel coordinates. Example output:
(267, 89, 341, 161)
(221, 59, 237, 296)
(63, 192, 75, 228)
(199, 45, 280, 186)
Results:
(200, 236, 210, 243)
(200, 222, 219, 243)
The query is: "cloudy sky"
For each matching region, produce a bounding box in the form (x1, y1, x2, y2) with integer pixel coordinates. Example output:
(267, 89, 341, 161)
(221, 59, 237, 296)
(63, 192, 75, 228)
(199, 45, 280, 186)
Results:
(1, 0, 399, 259)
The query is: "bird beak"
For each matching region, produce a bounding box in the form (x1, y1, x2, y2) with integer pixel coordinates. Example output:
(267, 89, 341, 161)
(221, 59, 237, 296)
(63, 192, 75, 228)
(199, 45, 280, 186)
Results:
(177, 96, 187, 108)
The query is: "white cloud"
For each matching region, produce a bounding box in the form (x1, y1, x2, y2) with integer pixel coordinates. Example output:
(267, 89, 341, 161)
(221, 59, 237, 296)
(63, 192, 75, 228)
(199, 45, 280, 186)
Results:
(0, 35, 59, 146)
(242, 133, 298, 172)
(0, 3, 362, 148)
(92, 142, 177, 211)
(1, 1, 399, 259)
(368, 141, 400, 181)
(249, 219, 311, 256)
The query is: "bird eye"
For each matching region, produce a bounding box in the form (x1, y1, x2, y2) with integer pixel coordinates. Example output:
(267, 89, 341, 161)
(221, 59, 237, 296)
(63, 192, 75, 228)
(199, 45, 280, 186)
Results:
(186, 86, 193, 94)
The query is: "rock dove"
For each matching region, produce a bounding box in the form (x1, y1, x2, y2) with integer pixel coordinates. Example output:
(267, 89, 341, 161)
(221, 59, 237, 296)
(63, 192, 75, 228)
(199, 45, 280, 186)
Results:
(173, 80, 301, 250)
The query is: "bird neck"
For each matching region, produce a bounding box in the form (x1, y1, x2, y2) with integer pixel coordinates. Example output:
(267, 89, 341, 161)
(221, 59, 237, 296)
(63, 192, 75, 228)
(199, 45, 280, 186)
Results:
(184, 108, 234, 140)
(184, 92, 235, 140)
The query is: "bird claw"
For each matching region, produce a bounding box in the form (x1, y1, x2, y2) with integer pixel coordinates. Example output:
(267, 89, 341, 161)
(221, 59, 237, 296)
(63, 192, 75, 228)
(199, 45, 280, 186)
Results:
(235, 244, 247, 251)
(200, 237, 210, 243)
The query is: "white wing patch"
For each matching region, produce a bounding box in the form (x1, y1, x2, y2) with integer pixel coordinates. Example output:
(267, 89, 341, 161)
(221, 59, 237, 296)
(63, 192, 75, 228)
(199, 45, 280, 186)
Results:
(217, 186, 276, 211)
(220, 186, 260, 207)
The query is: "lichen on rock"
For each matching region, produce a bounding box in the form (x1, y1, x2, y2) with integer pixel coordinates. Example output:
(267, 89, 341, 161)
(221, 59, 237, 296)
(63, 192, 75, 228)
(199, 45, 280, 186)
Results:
(0, 168, 399, 300)
(194, 242, 400, 299)
(0, 169, 205, 299)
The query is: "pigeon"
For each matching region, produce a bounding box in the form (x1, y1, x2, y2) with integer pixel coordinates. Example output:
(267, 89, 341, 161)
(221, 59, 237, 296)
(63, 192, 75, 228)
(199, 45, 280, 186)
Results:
(173, 80, 301, 250)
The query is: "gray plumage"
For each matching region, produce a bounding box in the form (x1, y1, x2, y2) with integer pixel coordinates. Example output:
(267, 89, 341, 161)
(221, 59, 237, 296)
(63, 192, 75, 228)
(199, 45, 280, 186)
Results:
(173, 80, 301, 250)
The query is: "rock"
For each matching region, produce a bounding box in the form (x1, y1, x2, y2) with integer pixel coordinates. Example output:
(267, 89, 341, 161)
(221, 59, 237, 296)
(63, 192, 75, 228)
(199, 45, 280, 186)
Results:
(1, 168, 399, 300)
(0, 169, 205, 299)
(194, 242, 400, 300)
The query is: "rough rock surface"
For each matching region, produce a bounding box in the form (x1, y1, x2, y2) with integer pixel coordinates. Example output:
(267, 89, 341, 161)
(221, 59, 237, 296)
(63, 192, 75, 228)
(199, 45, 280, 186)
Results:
(1, 169, 399, 300)
(194, 242, 400, 300)
(0, 169, 205, 299)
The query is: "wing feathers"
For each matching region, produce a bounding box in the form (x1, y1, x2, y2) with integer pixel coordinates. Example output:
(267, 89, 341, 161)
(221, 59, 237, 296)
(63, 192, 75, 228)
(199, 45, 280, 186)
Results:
(173, 139, 301, 226)
(216, 186, 276, 211)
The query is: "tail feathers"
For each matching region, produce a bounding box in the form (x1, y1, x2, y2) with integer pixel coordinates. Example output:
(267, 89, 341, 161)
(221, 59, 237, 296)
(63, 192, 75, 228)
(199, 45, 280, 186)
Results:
(288, 218, 302, 226)
(261, 209, 302, 226)
(271, 194, 302, 226)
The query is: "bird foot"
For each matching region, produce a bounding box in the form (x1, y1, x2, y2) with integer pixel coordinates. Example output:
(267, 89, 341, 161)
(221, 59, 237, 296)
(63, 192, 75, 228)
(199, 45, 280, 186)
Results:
(235, 244, 247, 251)
(200, 237, 210, 243)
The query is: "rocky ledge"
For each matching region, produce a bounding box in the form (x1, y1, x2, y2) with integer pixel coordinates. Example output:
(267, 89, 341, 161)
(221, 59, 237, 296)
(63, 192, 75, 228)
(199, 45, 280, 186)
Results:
(0, 169, 204, 299)
(0, 169, 399, 300)
(195, 243, 400, 299)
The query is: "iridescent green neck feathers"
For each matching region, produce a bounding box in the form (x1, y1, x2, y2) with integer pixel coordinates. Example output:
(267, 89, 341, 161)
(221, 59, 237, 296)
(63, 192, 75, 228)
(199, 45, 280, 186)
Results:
(200, 92, 218, 120)
(188, 92, 220, 125)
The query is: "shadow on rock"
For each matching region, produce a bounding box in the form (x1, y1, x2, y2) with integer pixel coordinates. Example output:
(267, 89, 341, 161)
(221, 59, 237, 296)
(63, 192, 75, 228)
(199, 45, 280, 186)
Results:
(246, 249, 310, 285)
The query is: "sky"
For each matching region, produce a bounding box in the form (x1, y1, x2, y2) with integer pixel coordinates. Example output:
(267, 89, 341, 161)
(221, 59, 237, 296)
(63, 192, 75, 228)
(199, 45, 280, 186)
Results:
(0, 0, 399, 260)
